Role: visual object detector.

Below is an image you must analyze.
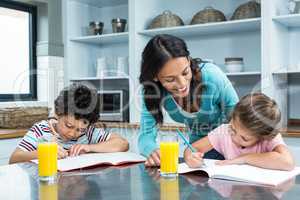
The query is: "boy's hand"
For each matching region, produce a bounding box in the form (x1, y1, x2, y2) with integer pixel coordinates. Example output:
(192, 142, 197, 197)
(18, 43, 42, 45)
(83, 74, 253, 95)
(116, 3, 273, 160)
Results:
(57, 145, 68, 159)
(69, 144, 90, 157)
(185, 152, 204, 168)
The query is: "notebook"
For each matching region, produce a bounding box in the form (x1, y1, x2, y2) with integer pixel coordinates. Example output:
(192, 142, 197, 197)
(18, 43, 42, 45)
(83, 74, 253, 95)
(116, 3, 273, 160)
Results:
(178, 159, 300, 186)
(32, 152, 146, 172)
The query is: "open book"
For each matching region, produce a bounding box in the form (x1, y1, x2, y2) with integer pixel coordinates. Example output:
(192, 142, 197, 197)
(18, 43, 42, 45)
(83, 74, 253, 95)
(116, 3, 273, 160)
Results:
(32, 152, 146, 172)
(179, 159, 300, 187)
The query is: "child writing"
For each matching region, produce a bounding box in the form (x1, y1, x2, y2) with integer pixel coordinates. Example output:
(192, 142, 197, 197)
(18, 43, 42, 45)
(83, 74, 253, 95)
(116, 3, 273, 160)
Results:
(9, 83, 129, 164)
(184, 93, 295, 171)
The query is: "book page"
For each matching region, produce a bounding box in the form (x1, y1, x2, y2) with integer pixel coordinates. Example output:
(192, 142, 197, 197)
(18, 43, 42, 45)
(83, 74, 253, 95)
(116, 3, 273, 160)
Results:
(32, 152, 146, 171)
(178, 159, 219, 177)
(179, 159, 300, 186)
(212, 164, 300, 186)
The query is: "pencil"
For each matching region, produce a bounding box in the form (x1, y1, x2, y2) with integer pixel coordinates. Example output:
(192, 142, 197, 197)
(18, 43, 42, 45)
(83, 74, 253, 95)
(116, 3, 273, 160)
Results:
(176, 129, 197, 153)
(176, 128, 207, 167)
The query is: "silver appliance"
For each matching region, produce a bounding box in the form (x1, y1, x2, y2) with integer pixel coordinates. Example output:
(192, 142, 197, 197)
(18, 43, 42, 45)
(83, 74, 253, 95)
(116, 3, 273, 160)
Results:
(98, 90, 129, 122)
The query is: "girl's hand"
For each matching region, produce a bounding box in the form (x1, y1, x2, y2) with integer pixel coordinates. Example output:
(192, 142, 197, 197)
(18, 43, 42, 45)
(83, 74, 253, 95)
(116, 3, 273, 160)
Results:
(216, 156, 246, 166)
(185, 152, 204, 168)
(145, 149, 160, 167)
(69, 144, 90, 157)
(57, 145, 69, 159)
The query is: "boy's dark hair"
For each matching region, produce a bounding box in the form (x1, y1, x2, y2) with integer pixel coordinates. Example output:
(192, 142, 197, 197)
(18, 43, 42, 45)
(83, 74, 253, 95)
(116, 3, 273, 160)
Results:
(54, 83, 99, 124)
(232, 93, 281, 140)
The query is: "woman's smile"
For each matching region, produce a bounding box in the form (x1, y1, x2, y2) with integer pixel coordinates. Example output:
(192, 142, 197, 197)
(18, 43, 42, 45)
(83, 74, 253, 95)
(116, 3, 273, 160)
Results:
(174, 85, 190, 96)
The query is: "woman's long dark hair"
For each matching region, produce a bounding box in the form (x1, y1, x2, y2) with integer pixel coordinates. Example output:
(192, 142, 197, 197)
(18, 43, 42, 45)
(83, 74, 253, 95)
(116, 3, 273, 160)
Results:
(139, 34, 205, 124)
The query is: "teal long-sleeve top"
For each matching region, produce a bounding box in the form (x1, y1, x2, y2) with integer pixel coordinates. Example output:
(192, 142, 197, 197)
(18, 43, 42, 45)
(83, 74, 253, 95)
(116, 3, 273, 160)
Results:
(138, 62, 239, 157)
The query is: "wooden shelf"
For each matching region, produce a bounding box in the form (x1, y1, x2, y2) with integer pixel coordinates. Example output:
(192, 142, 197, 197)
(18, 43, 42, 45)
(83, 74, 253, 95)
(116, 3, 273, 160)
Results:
(138, 18, 261, 38)
(226, 71, 261, 76)
(273, 14, 300, 28)
(0, 129, 27, 139)
(73, 0, 127, 8)
(70, 32, 129, 45)
(70, 76, 130, 81)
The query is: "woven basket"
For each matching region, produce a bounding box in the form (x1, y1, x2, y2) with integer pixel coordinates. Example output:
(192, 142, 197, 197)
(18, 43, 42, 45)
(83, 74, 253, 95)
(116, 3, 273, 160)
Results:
(231, 1, 261, 20)
(0, 107, 49, 128)
(190, 7, 226, 25)
(148, 10, 184, 29)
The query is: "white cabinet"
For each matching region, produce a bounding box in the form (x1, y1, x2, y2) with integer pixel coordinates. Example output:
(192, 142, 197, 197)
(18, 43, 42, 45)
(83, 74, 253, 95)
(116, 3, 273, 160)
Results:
(63, 0, 300, 126)
(0, 138, 22, 165)
(63, 0, 129, 82)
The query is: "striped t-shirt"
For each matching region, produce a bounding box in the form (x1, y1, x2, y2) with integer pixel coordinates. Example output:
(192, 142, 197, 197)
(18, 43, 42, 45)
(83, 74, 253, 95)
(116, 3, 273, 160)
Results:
(18, 120, 111, 151)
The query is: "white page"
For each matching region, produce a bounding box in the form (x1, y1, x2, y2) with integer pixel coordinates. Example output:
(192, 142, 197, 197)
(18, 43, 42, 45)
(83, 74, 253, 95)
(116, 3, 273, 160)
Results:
(179, 159, 300, 186)
(32, 152, 146, 171)
(211, 164, 300, 186)
(178, 159, 219, 177)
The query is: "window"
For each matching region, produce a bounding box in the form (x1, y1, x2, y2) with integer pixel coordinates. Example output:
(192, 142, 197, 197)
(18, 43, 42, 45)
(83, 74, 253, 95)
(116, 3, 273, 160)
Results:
(0, 0, 37, 101)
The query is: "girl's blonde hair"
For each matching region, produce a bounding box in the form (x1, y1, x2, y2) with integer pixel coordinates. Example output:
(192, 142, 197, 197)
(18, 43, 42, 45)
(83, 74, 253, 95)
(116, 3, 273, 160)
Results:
(232, 93, 281, 140)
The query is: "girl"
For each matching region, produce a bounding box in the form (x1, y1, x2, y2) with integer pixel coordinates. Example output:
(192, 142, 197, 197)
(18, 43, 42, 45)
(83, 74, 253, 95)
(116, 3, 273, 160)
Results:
(184, 93, 295, 171)
(9, 83, 129, 164)
(138, 34, 239, 167)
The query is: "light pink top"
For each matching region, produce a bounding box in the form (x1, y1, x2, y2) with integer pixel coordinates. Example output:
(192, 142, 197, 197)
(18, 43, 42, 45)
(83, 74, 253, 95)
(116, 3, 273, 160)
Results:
(207, 124, 286, 160)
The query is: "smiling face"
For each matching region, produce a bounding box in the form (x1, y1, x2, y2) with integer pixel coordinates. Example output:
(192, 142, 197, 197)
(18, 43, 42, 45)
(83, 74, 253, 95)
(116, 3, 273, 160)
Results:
(156, 57, 192, 98)
(55, 115, 90, 141)
(229, 118, 260, 148)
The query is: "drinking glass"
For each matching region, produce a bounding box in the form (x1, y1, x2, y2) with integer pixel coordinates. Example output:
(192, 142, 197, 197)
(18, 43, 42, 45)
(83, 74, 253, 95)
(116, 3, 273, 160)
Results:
(160, 132, 179, 177)
(38, 136, 58, 182)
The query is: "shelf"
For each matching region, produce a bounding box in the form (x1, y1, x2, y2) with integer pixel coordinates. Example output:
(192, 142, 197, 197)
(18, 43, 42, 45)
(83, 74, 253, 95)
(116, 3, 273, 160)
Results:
(73, 0, 127, 8)
(225, 71, 261, 76)
(273, 70, 300, 75)
(70, 76, 130, 81)
(138, 18, 261, 38)
(273, 14, 300, 28)
(70, 32, 129, 45)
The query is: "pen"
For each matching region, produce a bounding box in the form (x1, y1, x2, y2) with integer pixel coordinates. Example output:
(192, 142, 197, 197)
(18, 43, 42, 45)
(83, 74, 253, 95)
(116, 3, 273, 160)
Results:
(176, 128, 207, 167)
(176, 129, 197, 153)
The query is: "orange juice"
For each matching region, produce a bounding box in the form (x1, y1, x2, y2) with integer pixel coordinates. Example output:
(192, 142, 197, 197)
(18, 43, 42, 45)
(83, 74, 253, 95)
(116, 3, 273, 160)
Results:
(160, 142, 179, 175)
(39, 183, 58, 200)
(160, 178, 179, 200)
(38, 142, 58, 178)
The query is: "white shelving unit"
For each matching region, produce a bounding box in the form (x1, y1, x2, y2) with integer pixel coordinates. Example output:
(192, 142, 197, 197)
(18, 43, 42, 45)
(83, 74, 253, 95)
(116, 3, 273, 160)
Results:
(273, 14, 300, 27)
(139, 18, 261, 37)
(273, 70, 300, 75)
(63, 0, 300, 124)
(226, 71, 261, 76)
(74, 0, 127, 8)
(70, 32, 129, 45)
(70, 76, 130, 81)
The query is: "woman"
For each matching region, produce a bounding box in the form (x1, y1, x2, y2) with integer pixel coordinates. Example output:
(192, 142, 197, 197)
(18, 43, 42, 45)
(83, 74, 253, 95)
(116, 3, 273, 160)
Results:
(138, 34, 239, 167)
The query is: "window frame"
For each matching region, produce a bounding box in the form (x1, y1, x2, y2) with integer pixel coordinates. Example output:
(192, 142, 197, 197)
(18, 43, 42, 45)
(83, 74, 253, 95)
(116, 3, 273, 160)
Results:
(0, 0, 37, 102)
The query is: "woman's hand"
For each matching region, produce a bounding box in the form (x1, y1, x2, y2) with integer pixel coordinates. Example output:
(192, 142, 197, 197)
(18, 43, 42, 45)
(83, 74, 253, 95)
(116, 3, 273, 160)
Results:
(185, 152, 204, 168)
(69, 144, 90, 157)
(145, 149, 160, 167)
(58, 145, 69, 159)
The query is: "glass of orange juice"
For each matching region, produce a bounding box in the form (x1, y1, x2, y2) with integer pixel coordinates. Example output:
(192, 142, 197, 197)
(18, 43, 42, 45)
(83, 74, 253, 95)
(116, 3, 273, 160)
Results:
(38, 136, 58, 182)
(160, 132, 179, 177)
